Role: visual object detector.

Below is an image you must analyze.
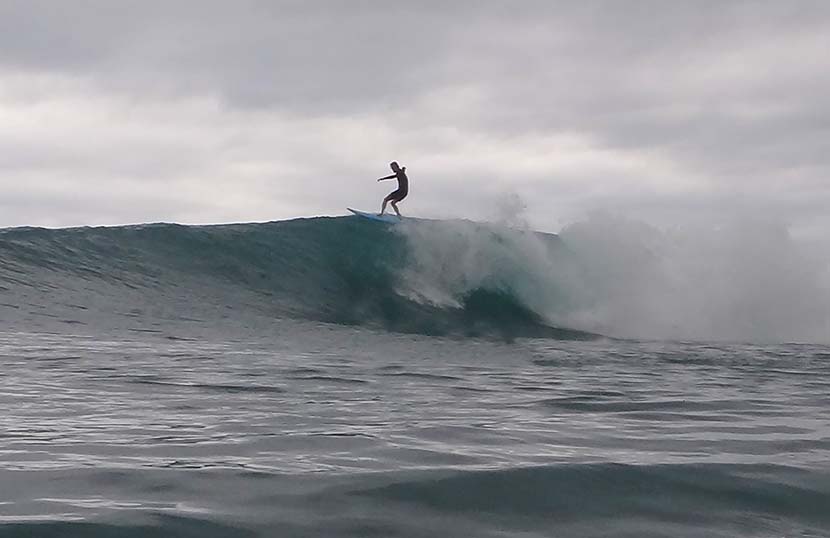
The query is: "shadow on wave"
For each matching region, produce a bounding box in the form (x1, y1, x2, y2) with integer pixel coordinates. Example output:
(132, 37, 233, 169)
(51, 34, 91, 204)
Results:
(0, 514, 257, 538)
(355, 463, 830, 528)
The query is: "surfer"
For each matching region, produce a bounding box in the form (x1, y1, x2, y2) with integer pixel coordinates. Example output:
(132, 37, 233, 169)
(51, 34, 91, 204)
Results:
(377, 161, 408, 217)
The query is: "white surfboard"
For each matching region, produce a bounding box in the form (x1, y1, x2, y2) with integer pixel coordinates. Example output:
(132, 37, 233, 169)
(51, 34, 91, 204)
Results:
(347, 208, 402, 223)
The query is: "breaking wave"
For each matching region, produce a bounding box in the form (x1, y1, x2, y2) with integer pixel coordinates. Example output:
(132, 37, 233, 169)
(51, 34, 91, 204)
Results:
(1, 213, 827, 342)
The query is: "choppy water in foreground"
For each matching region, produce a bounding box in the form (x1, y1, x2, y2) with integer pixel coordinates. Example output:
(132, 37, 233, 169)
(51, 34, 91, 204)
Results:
(2, 323, 829, 537)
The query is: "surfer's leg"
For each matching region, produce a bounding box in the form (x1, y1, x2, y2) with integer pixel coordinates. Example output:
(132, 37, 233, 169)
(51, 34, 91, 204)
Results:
(381, 190, 400, 215)
(391, 200, 402, 217)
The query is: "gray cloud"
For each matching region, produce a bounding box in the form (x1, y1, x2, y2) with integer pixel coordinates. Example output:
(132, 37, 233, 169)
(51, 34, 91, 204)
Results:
(0, 1, 828, 233)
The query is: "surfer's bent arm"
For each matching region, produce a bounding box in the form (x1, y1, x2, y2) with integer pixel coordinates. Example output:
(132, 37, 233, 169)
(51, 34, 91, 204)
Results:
(377, 173, 396, 182)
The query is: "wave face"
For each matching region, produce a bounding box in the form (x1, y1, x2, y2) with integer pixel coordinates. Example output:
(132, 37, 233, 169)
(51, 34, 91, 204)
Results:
(2, 214, 828, 342)
(0, 218, 593, 340)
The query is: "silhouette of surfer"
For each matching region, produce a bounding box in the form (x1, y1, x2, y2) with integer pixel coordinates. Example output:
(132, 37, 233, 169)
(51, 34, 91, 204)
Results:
(377, 161, 408, 217)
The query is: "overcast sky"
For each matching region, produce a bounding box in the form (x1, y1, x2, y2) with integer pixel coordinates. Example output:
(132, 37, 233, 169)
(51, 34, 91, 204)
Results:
(0, 1, 828, 234)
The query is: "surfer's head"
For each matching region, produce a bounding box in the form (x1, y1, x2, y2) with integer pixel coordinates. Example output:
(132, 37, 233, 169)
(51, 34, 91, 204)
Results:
(390, 161, 401, 172)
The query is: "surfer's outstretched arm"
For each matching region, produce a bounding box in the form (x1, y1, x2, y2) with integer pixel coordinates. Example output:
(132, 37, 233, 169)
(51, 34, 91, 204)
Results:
(377, 174, 396, 181)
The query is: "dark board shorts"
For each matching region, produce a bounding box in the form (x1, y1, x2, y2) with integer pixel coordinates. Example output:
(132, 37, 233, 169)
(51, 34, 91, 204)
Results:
(387, 188, 408, 202)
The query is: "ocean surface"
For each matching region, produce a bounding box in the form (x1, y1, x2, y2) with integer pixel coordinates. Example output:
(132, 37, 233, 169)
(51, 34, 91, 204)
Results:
(1, 216, 829, 537)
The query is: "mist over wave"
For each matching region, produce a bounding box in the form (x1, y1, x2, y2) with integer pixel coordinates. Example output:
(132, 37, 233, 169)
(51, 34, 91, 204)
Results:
(1, 213, 827, 343)
(558, 214, 830, 342)
(396, 212, 830, 343)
